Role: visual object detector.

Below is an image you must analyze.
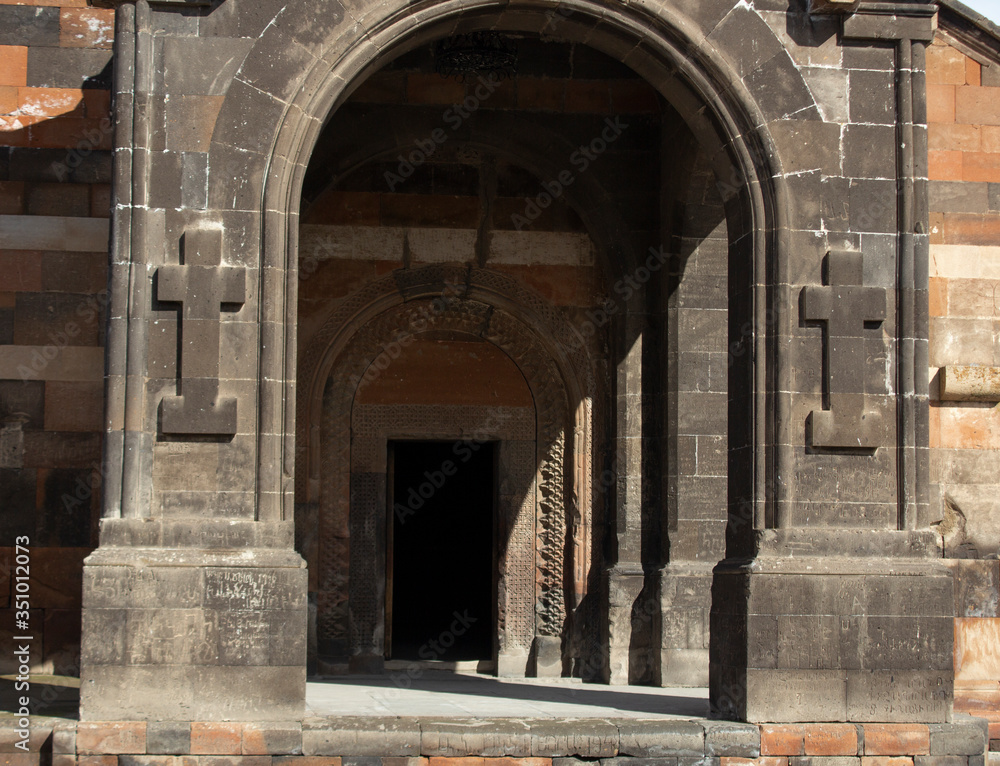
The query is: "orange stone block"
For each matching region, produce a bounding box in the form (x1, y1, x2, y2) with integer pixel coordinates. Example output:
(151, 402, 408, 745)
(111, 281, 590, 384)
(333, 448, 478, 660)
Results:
(17, 87, 84, 119)
(963, 151, 1000, 183)
(488, 760, 552, 766)
(190, 723, 243, 755)
(955, 617, 1000, 684)
(940, 211, 1000, 246)
(928, 277, 947, 317)
(927, 84, 956, 123)
(60, 7, 114, 49)
(0, 115, 35, 146)
(804, 724, 858, 756)
(927, 44, 967, 86)
(979, 125, 1000, 154)
(954, 687, 1000, 718)
(0, 0, 89, 5)
(932, 403, 1000, 450)
(967, 57, 982, 87)
(429, 758, 485, 766)
(76, 759, 119, 766)
(861, 758, 913, 766)
(863, 725, 930, 756)
(928, 123, 981, 152)
(0, 85, 17, 115)
(76, 723, 146, 755)
(29, 116, 113, 150)
(82, 89, 111, 118)
(273, 759, 341, 766)
(761, 725, 806, 757)
(929, 149, 963, 181)
(0, 46, 27, 87)
(956, 85, 1000, 126)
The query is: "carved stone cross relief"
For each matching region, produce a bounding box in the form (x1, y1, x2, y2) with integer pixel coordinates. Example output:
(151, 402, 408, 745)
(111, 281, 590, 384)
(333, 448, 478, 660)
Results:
(801, 250, 888, 450)
(157, 228, 246, 436)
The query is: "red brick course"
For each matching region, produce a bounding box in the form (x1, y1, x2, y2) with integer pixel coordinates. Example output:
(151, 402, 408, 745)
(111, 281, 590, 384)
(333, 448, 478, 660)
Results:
(862, 725, 930, 757)
(75, 724, 146, 755)
(761, 725, 807, 757)
(190, 724, 244, 756)
(804, 725, 858, 756)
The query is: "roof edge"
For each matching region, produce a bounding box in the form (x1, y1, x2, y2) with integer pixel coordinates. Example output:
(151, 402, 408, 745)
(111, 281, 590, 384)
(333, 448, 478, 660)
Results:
(937, 0, 1000, 65)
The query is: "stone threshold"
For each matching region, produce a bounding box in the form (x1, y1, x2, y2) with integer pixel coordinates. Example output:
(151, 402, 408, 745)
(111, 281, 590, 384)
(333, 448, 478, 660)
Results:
(0, 717, 993, 765)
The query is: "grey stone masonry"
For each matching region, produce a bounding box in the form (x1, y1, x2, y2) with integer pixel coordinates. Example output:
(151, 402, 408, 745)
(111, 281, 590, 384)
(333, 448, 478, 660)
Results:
(0, 717, 992, 761)
(79, 0, 952, 725)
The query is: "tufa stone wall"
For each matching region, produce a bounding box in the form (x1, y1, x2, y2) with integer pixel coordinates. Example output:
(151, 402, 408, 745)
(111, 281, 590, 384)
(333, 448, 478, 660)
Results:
(0, 0, 113, 676)
(925, 28, 1000, 742)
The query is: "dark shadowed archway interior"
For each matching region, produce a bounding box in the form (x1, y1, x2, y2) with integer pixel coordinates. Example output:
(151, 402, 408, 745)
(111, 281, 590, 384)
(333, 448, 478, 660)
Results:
(389, 439, 496, 661)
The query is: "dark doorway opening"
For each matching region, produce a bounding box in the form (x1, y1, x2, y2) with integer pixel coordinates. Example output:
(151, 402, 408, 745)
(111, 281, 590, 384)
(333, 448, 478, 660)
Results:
(388, 440, 495, 661)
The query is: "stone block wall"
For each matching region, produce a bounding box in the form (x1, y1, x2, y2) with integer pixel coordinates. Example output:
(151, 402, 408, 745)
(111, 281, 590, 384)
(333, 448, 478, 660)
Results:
(0, 718, 994, 766)
(925, 29, 1000, 745)
(0, 0, 113, 676)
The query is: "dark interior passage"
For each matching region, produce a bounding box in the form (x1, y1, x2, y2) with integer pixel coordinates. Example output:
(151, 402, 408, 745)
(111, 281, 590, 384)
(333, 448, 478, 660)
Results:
(389, 440, 495, 661)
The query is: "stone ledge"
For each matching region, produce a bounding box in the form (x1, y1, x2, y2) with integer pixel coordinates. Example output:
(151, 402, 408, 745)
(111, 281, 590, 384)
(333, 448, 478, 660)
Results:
(939, 367, 1000, 403)
(1, 720, 990, 761)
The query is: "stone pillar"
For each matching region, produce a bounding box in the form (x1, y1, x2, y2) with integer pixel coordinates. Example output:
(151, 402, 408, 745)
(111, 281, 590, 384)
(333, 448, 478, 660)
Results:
(604, 309, 646, 684)
(710, 4, 952, 723)
(79, 1, 306, 721)
(655, 148, 729, 688)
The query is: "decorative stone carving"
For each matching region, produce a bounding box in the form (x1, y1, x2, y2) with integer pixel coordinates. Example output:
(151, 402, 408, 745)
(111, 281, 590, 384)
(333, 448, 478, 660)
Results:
(802, 250, 888, 450)
(303, 266, 605, 673)
(157, 228, 245, 436)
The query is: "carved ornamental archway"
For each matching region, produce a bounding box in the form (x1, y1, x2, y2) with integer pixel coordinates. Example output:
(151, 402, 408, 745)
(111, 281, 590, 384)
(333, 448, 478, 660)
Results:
(300, 265, 603, 675)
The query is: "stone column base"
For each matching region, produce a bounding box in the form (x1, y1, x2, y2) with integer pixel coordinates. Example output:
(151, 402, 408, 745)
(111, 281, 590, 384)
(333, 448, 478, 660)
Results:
(497, 649, 529, 677)
(532, 635, 563, 677)
(604, 563, 645, 685)
(710, 539, 954, 723)
(80, 542, 307, 721)
(656, 562, 714, 687)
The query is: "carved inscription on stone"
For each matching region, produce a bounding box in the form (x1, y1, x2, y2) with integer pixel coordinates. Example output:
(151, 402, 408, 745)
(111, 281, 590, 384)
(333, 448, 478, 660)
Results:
(205, 569, 281, 610)
(157, 227, 245, 436)
(801, 250, 888, 450)
(847, 671, 952, 721)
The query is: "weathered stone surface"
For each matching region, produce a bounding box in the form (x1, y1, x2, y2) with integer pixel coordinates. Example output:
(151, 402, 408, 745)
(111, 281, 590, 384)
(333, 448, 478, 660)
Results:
(303, 719, 420, 757)
(618, 722, 705, 758)
(704, 723, 760, 758)
(528, 721, 619, 758)
(420, 721, 532, 757)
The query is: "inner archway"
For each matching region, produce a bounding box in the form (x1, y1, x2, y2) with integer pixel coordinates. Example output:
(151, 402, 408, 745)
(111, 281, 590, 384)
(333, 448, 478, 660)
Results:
(292, 27, 751, 685)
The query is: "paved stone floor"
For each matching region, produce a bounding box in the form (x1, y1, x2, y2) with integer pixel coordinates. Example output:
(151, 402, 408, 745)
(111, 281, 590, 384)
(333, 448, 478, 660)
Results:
(0, 672, 710, 720)
(306, 671, 710, 718)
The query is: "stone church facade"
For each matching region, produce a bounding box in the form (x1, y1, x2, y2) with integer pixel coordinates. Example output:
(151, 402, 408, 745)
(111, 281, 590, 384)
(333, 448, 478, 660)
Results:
(1, 0, 999, 752)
